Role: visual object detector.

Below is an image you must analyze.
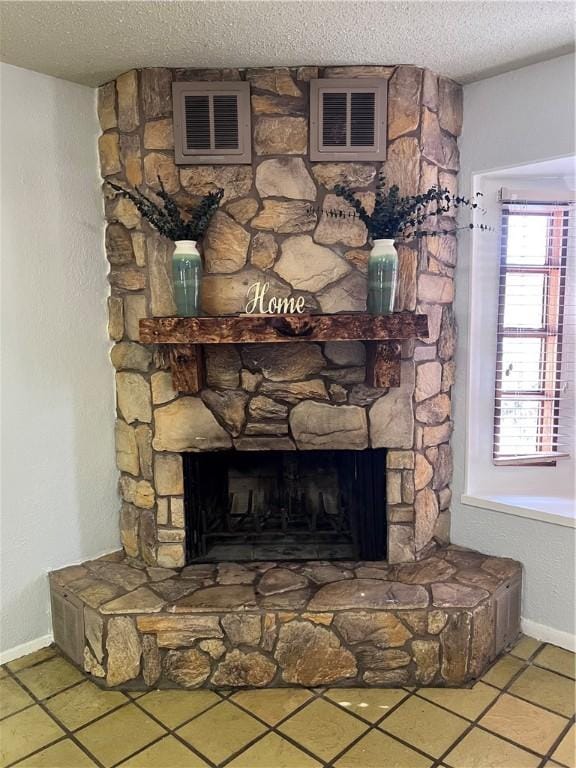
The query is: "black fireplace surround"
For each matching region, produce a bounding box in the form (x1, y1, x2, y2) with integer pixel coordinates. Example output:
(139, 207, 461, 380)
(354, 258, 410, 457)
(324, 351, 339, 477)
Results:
(183, 449, 387, 563)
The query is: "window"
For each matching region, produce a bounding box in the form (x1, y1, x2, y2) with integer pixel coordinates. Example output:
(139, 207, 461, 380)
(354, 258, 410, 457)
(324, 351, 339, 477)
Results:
(172, 82, 251, 164)
(310, 78, 387, 161)
(493, 194, 574, 465)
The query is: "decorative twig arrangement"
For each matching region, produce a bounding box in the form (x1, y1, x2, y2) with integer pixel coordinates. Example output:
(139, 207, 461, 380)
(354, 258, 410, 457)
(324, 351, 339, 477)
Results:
(313, 170, 490, 241)
(107, 178, 223, 241)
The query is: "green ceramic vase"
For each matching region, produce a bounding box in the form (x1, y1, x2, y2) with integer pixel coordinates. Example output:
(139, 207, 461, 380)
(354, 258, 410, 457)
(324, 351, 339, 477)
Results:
(172, 240, 202, 317)
(367, 238, 398, 314)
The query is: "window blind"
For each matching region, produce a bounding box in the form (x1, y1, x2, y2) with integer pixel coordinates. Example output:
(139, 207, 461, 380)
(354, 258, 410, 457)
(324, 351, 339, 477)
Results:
(493, 192, 575, 465)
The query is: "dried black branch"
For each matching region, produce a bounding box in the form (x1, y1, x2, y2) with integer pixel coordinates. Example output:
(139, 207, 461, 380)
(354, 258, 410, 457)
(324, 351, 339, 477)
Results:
(310, 169, 491, 241)
(107, 179, 224, 241)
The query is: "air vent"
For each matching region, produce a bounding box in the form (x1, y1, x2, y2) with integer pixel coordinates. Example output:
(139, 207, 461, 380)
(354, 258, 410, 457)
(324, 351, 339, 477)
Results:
(311, 78, 387, 161)
(173, 82, 251, 164)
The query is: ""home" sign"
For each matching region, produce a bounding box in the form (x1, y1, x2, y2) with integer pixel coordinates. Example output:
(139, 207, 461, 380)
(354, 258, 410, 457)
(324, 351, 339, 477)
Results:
(244, 281, 306, 315)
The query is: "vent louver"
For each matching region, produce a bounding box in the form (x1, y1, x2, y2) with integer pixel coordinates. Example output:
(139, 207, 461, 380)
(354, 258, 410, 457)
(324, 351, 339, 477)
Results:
(174, 82, 251, 164)
(311, 78, 387, 161)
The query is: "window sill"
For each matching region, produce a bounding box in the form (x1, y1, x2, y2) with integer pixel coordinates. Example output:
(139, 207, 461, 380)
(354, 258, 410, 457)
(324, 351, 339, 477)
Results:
(461, 494, 575, 528)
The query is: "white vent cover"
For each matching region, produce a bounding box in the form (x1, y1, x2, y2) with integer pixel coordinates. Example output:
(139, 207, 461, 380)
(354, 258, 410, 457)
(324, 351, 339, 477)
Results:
(310, 78, 387, 161)
(173, 82, 251, 165)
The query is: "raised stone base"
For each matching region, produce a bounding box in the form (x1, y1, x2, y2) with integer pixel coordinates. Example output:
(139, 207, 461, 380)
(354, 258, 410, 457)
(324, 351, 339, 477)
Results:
(50, 546, 521, 690)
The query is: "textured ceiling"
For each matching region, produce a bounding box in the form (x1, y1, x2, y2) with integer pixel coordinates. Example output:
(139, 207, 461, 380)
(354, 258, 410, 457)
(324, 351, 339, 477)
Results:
(0, 0, 574, 87)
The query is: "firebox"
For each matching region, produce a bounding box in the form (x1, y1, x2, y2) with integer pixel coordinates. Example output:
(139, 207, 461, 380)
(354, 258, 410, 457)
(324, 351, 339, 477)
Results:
(183, 449, 387, 562)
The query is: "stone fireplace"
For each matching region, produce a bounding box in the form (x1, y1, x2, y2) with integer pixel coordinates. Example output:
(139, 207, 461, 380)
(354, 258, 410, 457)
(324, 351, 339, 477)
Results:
(49, 63, 522, 690)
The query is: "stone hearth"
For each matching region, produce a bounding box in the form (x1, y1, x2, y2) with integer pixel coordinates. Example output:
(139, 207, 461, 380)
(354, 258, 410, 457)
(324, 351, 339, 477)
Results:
(50, 545, 521, 690)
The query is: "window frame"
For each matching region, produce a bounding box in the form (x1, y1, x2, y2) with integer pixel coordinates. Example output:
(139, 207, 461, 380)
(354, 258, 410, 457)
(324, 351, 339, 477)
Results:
(492, 203, 569, 466)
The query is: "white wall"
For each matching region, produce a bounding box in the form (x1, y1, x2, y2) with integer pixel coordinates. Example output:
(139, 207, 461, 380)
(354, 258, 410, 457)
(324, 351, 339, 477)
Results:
(455, 54, 576, 648)
(0, 63, 119, 659)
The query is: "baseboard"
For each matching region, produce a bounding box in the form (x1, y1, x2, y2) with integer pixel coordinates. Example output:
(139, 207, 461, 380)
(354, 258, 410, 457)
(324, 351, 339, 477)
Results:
(0, 634, 54, 665)
(522, 618, 576, 652)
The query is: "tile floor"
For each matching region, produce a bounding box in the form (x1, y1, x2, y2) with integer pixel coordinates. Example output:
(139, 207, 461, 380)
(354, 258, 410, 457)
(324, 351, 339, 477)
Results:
(0, 636, 573, 768)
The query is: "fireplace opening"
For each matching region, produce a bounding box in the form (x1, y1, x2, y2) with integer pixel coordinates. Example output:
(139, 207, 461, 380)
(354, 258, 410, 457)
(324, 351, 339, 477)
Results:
(182, 449, 387, 563)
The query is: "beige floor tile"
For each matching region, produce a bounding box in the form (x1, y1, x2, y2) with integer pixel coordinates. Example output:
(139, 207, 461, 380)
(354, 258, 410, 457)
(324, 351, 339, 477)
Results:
(231, 688, 313, 725)
(510, 666, 575, 717)
(535, 646, 576, 679)
(482, 654, 525, 688)
(544, 762, 568, 768)
(334, 729, 433, 768)
(44, 680, 128, 731)
(118, 736, 210, 767)
(227, 732, 322, 767)
(0, 668, 8, 679)
(13, 740, 97, 767)
(325, 688, 408, 723)
(15, 657, 84, 700)
(7, 648, 56, 673)
(416, 681, 499, 721)
(479, 692, 568, 755)
(137, 689, 220, 729)
(75, 703, 165, 768)
(444, 727, 541, 768)
(279, 698, 368, 762)
(510, 636, 542, 660)
(177, 701, 266, 765)
(379, 696, 468, 759)
(0, 705, 64, 767)
(552, 724, 576, 768)
(125, 690, 146, 699)
(0, 677, 34, 719)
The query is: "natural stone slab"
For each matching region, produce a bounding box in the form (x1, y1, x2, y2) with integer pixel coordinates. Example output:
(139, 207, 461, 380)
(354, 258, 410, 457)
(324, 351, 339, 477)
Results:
(201, 390, 248, 436)
(324, 65, 394, 78)
(388, 66, 422, 139)
(106, 224, 134, 265)
(275, 620, 357, 685)
(218, 563, 255, 585)
(136, 424, 152, 479)
(364, 669, 409, 685)
(275, 235, 350, 291)
(432, 582, 490, 608)
(69, 578, 124, 609)
(150, 580, 200, 602)
(199, 639, 226, 659)
(212, 649, 276, 687)
(204, 345, 241, 389)
(153, 453, 183, 496)
(311, 163, 376, 190)
(246, 67, 302, 96)
(203, 212, 250, 273)
(441, 613, 471, 684)
(259, 380, 329, 403)
(119, 134, 142, 186)
(111, 342, 152, 372)
(260, 589, 310, 610)
(418, 273, 454, 304)
(242, 343, 325, 382)
(290, 402, 368, 450)
(469, 601, 494, 677)
(324, 341, 366, 367)
(439, 77, 463, 136)
(142, 635, 161, 687)
(221, 614, 262, 645)
(109, 266, 146, 291)
(164, 649, 211, 688)
(251, 93, 305, 115)
(106, 616, 141, 687)
(84, 647, 105, 678)
(383, 137, 420, 197)
(248, 396, 287, 420)
(234, 437, 296, 451)
(254, 116, 307, 155)
(317, 272, 367, 313)
(250, 232, 278, 269)
(415, 453, 434, 490)
(315, 194, 369, 247)
(85, 562, 148, 591)
(258, 568, 309, 595)
(141, 67, 172, 118)
(153, 397, 232, 451)
(137, 614, 222, 636)
(143, 152, 179, 194)
(415, 362, 442, 402)
(252, 200, 316, 233)
(255, 158, 316, 200)
(304, 565, 354, 584)
(226, 197, 259, 225)
(308, 579, 428, 610)
(100, 587, 166, 614)
(119, 476, 155, 510)
(415, 488, 439, 551)
(413, 639, 440, 684)
(481, 557, 521, 580)
(397, 557, 456, 585)
(98, 82, 117, 131)
(84, 607, 104, 663)
(369, 362, 415, 449)
(171, 585, 257, 612)
(115, 420, 139, 476)
(107, 297, 124, 341)
(357, 648, 411, 670)
(147, 236, 177, 316)
(144, 118, 174, 149)
(334, 612, 412, 647)
(99, 133, 121, 177)
(120, 504, 140, 558)
(180, 166, 252, 204)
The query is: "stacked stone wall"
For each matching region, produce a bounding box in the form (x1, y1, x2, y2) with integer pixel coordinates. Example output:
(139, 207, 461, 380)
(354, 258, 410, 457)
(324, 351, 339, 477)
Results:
(97, 64, 463, 567)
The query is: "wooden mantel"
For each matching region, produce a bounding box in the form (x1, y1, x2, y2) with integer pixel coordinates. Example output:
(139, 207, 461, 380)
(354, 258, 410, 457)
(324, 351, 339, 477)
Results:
(140, 312, 429, 393)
